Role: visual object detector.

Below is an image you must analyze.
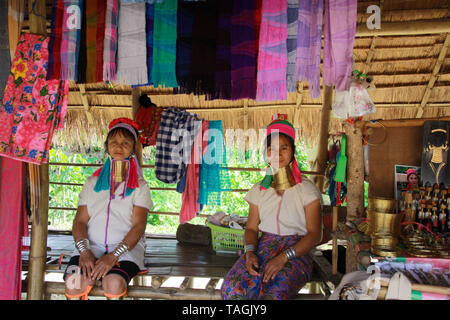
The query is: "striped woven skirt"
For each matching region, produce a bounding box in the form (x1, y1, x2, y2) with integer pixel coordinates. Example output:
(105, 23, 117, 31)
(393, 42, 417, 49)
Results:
(221, 232, 313, 300)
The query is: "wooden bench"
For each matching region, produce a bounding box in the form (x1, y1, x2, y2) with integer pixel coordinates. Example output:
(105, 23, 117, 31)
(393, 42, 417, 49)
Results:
(22, 232, 341, 300)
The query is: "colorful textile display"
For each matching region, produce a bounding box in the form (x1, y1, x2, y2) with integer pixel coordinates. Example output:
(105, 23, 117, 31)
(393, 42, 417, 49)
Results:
(0, 0, 10, 100)
(0, 157, 28, 300)
(198, 120, 231, 206)
(256, 0, 288, 102)
(0, 33, 69, 164)
(47, 0, 64, 80)
(116, 1, 148, 85)
(76, 0, 87, 83)
(286, 0, 299, 93)
(145, 2, 154, 85)
(221, 232, 313, 300)
(60, 0, 83, 81)
(151, 0, 178, 88)
(213, 0, 233, 100)
(188, 0, 218, 96)
(296, 0, 324, 99)
(323, 0, 357, 91)
(85, 0, 106, 83)
(103, 0, 119, 81)
(179, 120, 209, 224)
(230, 0, 257, 100)
(175, 0, 195, 93)
(155, 107, 201, 184)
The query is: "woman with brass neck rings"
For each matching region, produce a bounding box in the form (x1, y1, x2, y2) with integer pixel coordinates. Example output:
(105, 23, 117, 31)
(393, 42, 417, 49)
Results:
(221, 118, 323, 300)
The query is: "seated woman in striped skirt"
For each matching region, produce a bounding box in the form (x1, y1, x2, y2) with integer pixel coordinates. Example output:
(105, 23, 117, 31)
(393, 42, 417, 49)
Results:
(221, 116, 322, 300)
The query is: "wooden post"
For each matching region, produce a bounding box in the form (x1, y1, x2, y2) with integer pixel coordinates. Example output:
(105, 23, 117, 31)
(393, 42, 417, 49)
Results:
(27, 0, 49, 301)
(131, 87, 143, 166)
(314, 85, 333, 191)
(343, 122, 364, 224)
(332, 206, 338, 275)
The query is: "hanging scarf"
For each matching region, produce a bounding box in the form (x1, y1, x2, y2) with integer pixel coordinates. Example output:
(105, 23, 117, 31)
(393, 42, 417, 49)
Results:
(188, 0, 218, 97)
(103, 0, 118, 81)
(116, 1, 148, 85)
(296, 0, 323, 99)
(198, 120, 232, 206)
(85, 0, 106, 83)
(60, 0, 83, 81)
(259, 118, 302, 190)
(230, 0, 257, 100)
(145, 2, 154, 85)
(76, 0, 87, 83)
(93, 155, 142, 199)
(47, 0, 64, 80)
(151, 0, 178, 88)
(212, 0, 233, 100)
(0, 33, 69, 164)
(175, 0, 195, 94)
(323, 0, 357, 91)
(286, 0, 298, 93)
(256, 0, 288, 102)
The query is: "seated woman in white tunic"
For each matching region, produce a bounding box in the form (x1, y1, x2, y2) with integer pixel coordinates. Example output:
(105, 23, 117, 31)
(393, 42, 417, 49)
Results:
(221, 116, 322, 300)
(64, 118, 153, 300)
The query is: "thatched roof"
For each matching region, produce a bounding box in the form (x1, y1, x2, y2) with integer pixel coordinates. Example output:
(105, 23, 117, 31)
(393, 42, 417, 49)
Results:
(22, 0, 450, 152)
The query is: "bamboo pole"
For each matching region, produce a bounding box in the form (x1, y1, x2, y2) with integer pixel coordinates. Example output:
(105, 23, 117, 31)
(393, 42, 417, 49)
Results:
(27, 0, 49, 301)
(131, 87, 143, 166)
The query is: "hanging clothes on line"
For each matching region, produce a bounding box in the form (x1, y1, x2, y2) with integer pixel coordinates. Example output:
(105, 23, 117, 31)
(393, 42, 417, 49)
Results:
(47, 0, 64, 80)
(135, 94, 164, 147)
(0, 33, 69, 165)
(256, 0, 288, 102)
(230, 0, 257, 100)
(295, 0, 324, 99)
(179, 120, 209, 224)
(103, 0, 119, 81)
(198, 120, 232, 206)
(60, 0, 83, 81)
(323, 0, 357, 91)
(155, 107, 201, 184)
(151, 0, 178, 88)
(116, 1, 148, 85)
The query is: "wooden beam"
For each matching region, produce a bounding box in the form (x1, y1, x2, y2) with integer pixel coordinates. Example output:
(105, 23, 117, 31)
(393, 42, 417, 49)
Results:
(356, 19, 450, 37)
(363, 116, 450, 128)
(27, 0, 49, 301)
(293, 81, 304, 129)
(416, 33, 450, 118)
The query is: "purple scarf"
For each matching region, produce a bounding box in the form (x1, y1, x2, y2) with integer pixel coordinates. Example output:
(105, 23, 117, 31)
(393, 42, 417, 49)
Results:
(231, 0, 257, 100)
(212, 0, 233, 100)
(103, 0, 118, 81)
(256, 0, 288, 102)
(323, 0, 357, 91)
(295, 0, 323, 99)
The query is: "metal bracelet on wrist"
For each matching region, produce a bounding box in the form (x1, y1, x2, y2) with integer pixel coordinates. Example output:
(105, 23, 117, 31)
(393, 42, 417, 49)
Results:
(111, 241, 130, 259)
(244, 244, 256, 253)
(75, 238, 90, 254)
(284, 247, 297, 260)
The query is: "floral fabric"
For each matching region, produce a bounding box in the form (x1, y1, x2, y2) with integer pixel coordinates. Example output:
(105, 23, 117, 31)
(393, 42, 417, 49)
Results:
(0, 33, 69, 165)
(221, 232, 313, 300)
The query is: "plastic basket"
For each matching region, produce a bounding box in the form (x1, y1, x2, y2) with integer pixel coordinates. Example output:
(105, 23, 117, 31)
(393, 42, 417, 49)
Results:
(207, 222, 245, 254)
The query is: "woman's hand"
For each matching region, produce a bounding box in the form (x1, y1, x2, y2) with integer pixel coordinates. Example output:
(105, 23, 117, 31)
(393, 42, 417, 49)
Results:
(262, 253, 287, 283)
(245, 252, 260, 276)
(79, 250, 96, 280)
(90, 253, 118, 281)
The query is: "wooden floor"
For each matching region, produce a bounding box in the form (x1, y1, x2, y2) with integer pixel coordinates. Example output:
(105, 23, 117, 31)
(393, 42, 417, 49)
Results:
(22, 231, 240, 278)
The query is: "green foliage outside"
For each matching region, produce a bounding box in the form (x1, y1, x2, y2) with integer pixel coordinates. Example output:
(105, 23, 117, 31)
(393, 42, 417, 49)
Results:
(48, 141, 312, 234)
